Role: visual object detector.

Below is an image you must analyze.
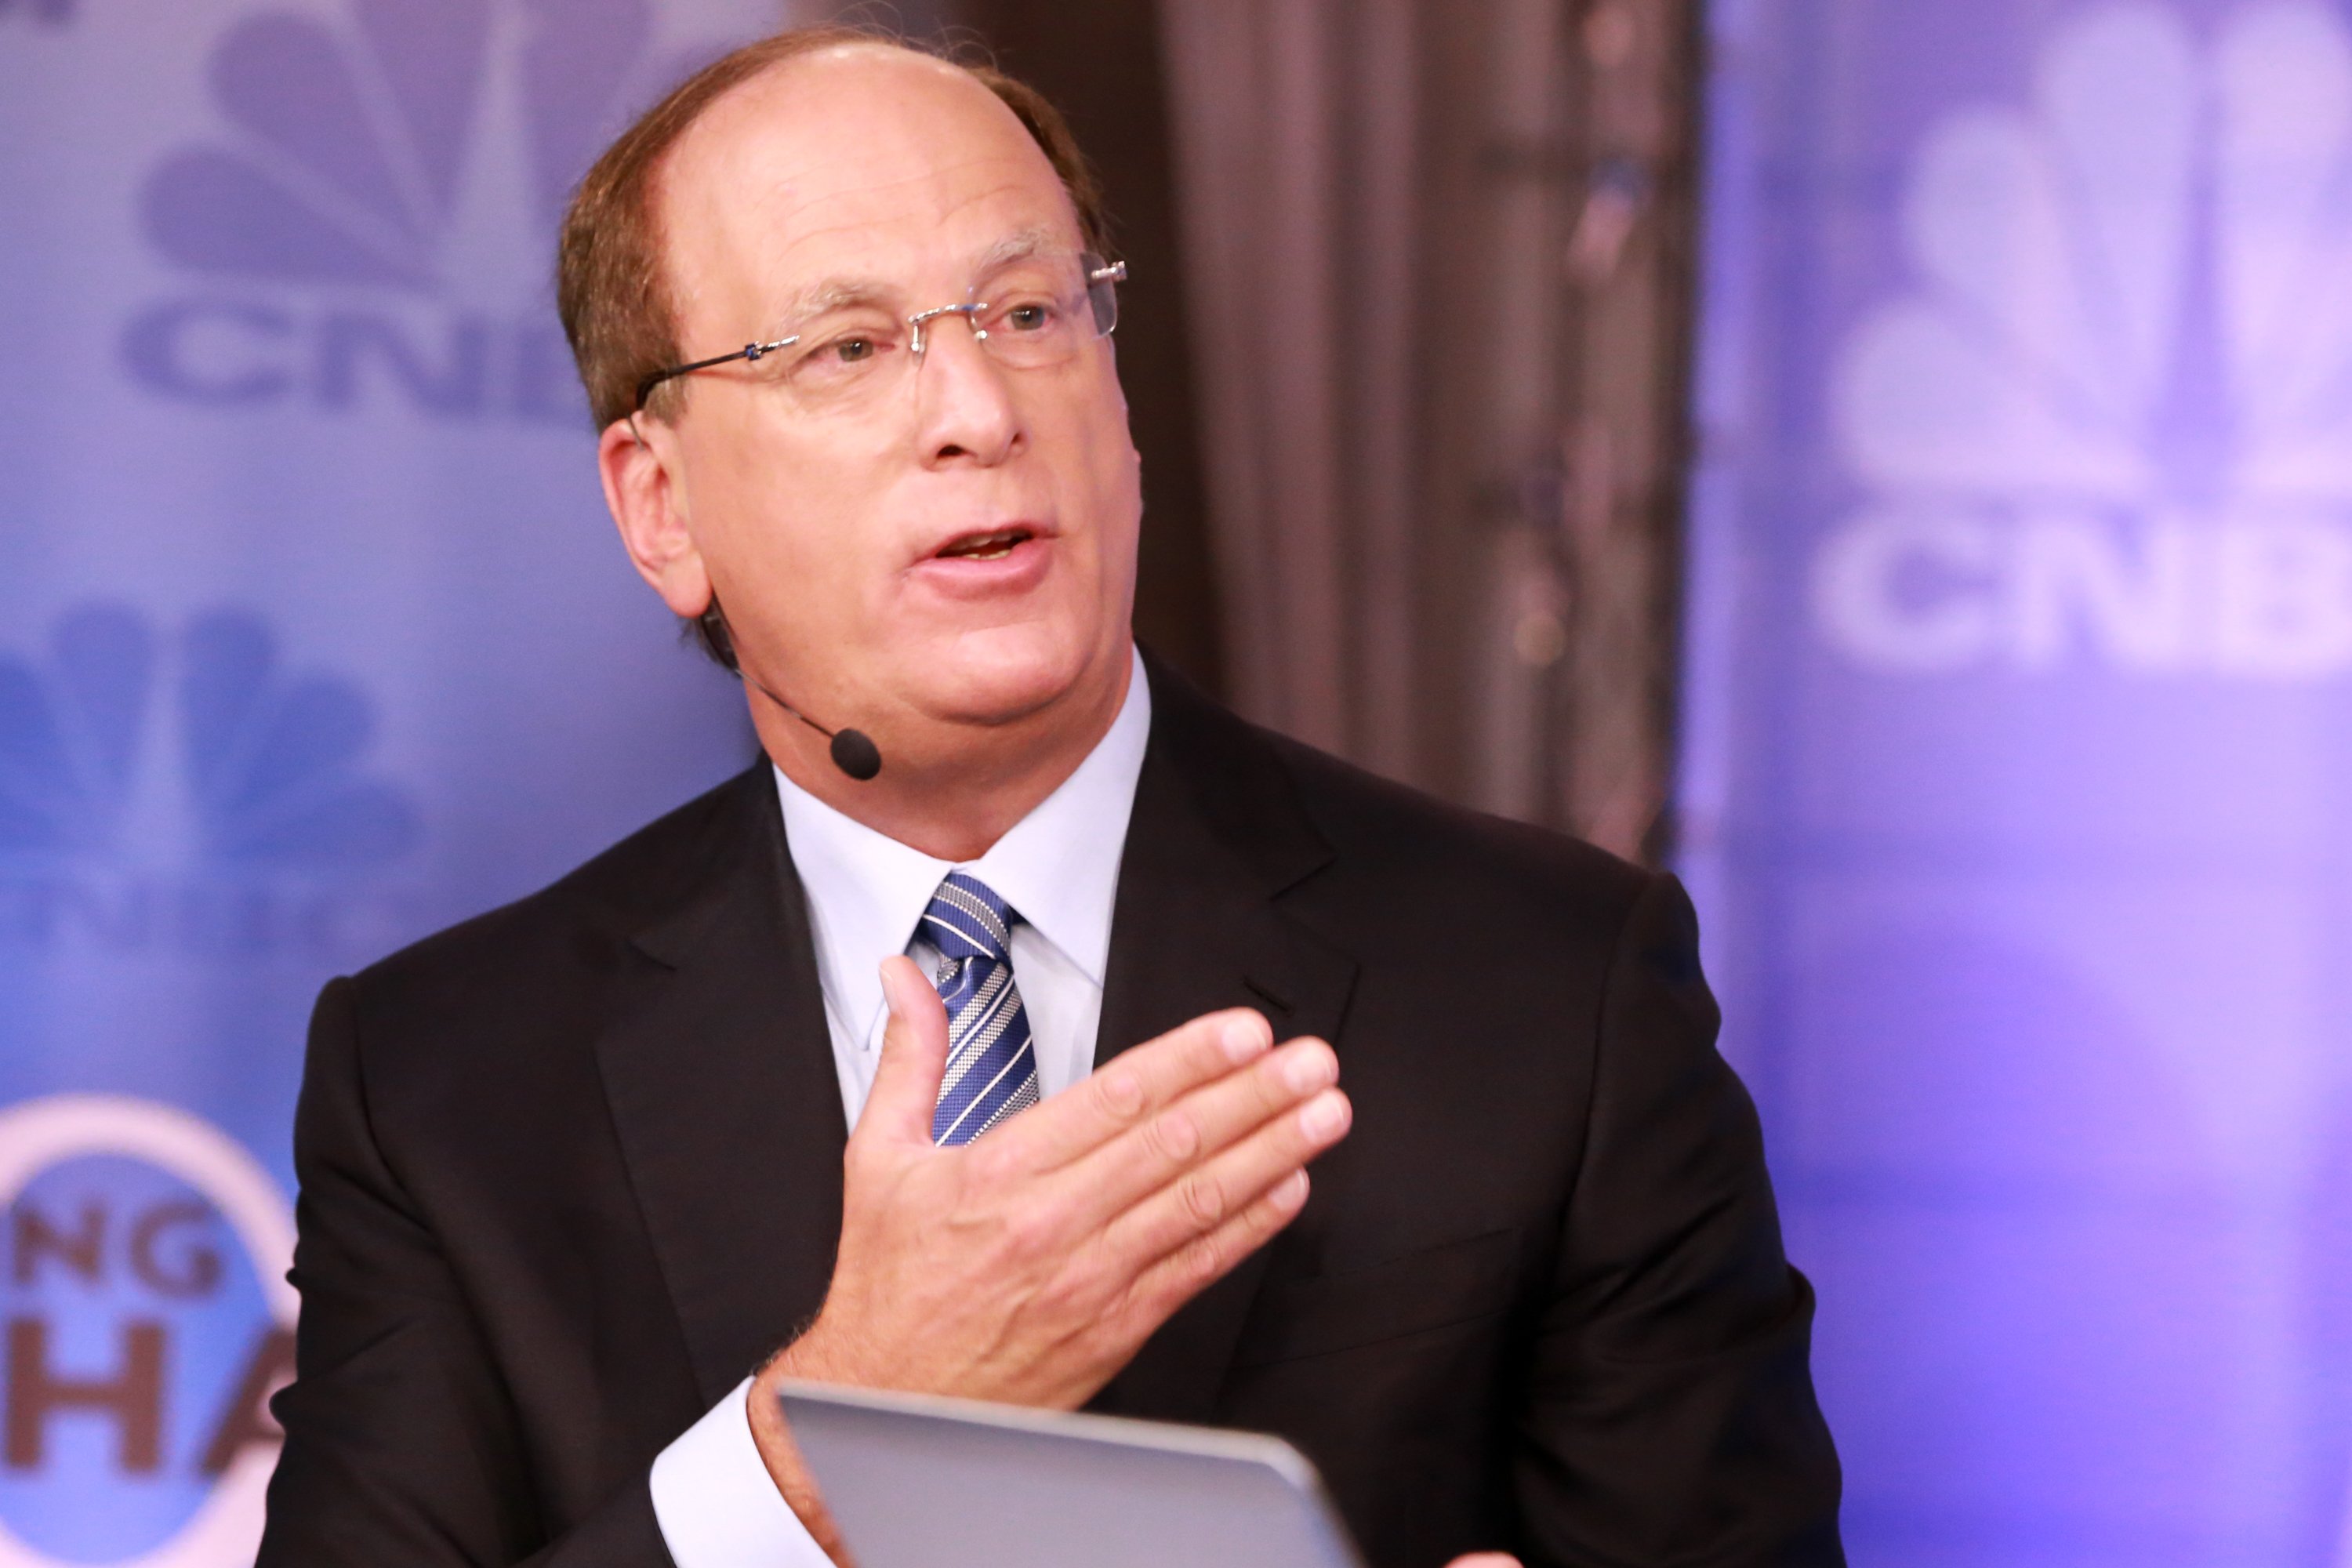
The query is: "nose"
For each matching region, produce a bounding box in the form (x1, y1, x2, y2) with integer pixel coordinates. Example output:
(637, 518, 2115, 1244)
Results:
(911, 310, 1021, 469)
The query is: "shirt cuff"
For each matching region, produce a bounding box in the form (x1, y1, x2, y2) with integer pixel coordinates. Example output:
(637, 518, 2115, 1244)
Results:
(650, 1376, 835, 1568)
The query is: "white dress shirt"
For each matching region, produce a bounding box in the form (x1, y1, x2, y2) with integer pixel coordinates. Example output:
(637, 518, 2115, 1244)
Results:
(649, 648, 1152, 1567)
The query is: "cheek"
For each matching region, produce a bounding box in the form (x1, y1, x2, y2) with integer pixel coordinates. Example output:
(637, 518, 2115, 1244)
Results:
(1087, 418, 1145, 575)
(688, 419, 887, 636)
(1058, 377, 1145, 547)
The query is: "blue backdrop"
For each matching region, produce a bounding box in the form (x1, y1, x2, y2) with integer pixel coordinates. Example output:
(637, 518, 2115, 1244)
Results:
(0, 2, 767, 1559)
(1682, 1, 2352, 1564)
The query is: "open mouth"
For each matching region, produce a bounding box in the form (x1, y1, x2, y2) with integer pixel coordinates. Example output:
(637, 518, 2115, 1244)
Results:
(932, 528, 1036, 563)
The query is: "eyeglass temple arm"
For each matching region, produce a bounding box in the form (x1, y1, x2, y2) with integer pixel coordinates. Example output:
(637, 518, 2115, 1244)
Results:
(634, 336, 799, 412)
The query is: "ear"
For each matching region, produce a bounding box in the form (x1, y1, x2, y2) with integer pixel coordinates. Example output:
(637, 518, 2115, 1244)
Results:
(599, 413, 712, 618)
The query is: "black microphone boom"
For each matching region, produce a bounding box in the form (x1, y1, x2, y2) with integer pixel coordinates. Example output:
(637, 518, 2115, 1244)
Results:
(746, 674, 884, 781)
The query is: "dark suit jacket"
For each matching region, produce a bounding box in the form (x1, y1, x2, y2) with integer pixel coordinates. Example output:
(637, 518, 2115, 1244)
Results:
(259, 660, 1842, 1567)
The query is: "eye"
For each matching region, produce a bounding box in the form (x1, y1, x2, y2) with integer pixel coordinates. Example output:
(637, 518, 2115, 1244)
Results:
(791, 332, 895, 381)
(1002, 302, 1056, 332)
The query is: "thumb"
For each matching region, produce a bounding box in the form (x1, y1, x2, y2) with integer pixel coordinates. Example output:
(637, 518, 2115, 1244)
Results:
(862, 955, 950, 1147)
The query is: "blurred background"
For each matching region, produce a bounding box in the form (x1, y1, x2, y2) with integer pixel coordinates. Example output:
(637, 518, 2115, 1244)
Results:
(2, 0, 2347, 1563)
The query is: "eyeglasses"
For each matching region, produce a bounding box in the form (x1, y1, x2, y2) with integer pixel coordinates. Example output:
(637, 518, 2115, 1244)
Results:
(633, 251, 1127, 416)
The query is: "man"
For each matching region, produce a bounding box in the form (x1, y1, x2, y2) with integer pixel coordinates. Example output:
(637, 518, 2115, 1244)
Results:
(259, 25, 1841, 1568)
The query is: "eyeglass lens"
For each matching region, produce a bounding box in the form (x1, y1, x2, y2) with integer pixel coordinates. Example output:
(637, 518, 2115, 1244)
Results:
(644, 251, 1122, 418)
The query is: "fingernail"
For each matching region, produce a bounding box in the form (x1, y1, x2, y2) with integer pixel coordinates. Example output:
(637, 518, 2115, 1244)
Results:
(1300, 1089, 1349, 1139)
(1274, 1169, 1310, 1209)
(1282, 1041, 1336, 1093)
(1223, 1014, 1271, 1062)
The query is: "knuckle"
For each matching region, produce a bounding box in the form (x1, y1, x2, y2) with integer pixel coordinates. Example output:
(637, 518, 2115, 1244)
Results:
(1178, 1229, 1226, 1286)
(1146, 1107, 1201, 1164)
(1033, 1264, 1099, 1321)
(1004, 1200, 1068, 1258)
(1176, 1170, 1227, 1229)
(1091, 1066, 1149, 1123)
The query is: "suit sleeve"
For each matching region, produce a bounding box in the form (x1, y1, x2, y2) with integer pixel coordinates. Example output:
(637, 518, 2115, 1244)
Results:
(257, 977, 675, 1567)
(1512, 873, 1845, 1567)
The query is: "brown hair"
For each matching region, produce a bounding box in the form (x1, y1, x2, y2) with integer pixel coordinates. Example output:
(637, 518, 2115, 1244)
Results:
(556, 24, 1112, 434)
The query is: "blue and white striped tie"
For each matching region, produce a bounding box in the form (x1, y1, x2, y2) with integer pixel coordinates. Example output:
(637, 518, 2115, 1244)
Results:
(922, 872, 1040, 1146)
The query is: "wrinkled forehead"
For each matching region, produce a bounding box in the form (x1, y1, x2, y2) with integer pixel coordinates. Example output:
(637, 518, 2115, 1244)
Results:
(656, 46, 1083, 327)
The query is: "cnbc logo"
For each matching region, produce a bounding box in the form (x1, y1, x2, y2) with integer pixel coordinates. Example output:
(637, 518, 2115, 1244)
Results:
(1815, 2, 2352, 679)
(0, 603, 421, 958)
(0, 1096, 294, 1568)
(122, 0, 699, 426)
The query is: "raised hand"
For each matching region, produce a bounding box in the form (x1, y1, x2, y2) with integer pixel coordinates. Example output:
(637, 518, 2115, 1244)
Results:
(748, 954, 1351, 1546)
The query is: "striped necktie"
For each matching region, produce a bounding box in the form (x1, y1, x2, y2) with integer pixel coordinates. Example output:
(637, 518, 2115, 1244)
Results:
(921, 872, 1040, 1146)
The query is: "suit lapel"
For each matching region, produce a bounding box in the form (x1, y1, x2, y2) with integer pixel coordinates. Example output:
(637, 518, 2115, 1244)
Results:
(1089, 660, 1358, 1422)
(593, 766, 848, 1406)
(590, 671, 1357, 1419)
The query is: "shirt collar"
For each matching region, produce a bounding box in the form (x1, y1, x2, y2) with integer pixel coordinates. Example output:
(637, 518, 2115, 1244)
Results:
(773, 644, 1152, 1047)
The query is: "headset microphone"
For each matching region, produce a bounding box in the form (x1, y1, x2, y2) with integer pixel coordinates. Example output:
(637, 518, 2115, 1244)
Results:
(746, 673, 884, 782)
(825, 725, 884, 782)
(698, 601, 882, 781)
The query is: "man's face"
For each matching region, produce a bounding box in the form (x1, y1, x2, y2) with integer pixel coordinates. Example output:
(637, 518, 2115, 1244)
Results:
(642, 47, 1142, 750)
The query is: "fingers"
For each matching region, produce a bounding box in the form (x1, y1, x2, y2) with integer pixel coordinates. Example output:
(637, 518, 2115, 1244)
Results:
(1120, 1162, 1315, 1328)
(1095, 1068, 1349, 1272)
(1060, 1036, 1340, 1227)
(858, 956, 950, 1147)
(982, 1007, 1276, 1172)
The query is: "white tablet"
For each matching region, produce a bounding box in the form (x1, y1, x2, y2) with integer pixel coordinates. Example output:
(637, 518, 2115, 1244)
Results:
(775, 1380, 1367, 1568)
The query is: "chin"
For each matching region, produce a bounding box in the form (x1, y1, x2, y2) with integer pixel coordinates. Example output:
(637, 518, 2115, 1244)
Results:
(913, 623, 1108, 728)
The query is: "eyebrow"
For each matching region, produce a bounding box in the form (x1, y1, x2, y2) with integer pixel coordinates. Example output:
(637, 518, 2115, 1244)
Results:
(765, 227, 1064, 330)
(969, 227, 1058, 277)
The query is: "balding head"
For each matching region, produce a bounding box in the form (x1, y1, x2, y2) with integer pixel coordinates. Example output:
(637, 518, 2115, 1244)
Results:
(655, 45, 1083, 397)
(558, 27, 1109, 435)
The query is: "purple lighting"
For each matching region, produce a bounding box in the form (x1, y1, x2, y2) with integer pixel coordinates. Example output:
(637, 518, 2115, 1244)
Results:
(1682, 2, 2352, 1563)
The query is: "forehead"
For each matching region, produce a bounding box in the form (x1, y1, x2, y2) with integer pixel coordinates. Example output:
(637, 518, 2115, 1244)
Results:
(658, 47, 1081, 315)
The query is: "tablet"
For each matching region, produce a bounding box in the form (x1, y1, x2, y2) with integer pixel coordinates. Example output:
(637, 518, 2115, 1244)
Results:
(776, 1380, 1367, 1568)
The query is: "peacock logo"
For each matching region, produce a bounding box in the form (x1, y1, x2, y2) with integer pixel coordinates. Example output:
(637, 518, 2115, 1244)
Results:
(1814, 2, 2352, 678)
(0, 604, 417, 869)
(123, 0, 715, 425)
(0, 604, 421, 958)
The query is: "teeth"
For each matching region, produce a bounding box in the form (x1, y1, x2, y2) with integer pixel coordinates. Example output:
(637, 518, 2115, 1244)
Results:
(941, 530, 1027, 560)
